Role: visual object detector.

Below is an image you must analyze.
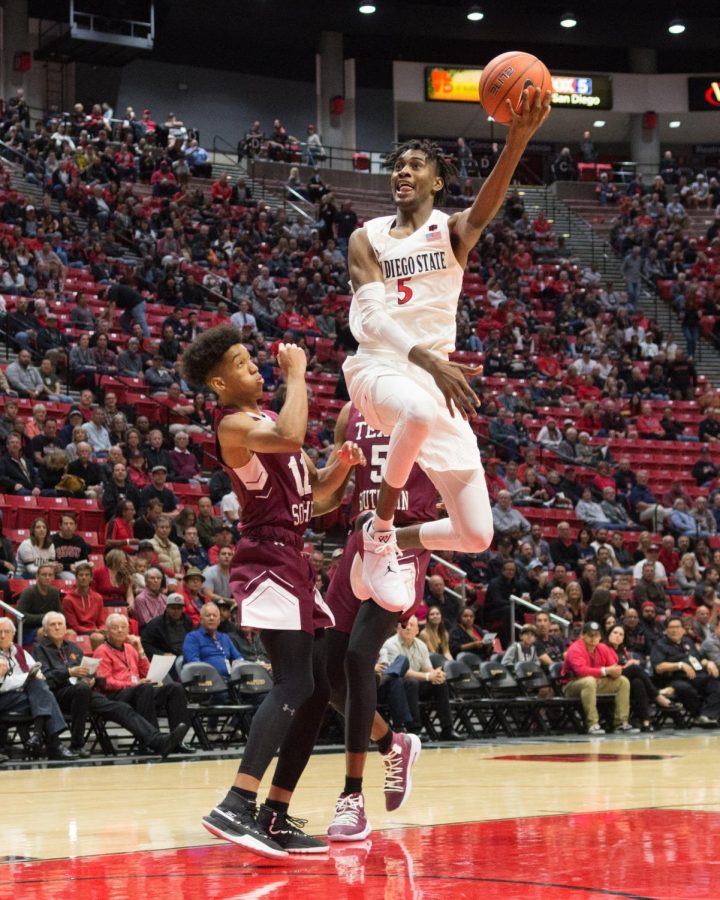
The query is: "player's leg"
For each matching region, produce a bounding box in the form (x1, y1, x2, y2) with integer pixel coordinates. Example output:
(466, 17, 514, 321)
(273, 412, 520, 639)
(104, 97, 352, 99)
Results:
(354, 373, 439, 610)
(202, 629, 317, 859)
(327, 601, 422, 840)
(396, 467, 494, 554)
(258, 631, 330, 853)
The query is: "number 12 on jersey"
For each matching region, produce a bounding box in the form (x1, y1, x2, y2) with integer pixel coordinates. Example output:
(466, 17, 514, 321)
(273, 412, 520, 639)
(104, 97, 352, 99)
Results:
(288, 454, 312, 496)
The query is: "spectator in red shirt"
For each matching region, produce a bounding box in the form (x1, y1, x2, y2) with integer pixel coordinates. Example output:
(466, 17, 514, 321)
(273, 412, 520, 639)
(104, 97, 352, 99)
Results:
(211, 174, 233, 205)
(561, 621, 637, 735)
(636, 402, 665, 439)
(62, 561, 105, 643)
(94, 613, 189, 738)
(484, 458, 506, 502)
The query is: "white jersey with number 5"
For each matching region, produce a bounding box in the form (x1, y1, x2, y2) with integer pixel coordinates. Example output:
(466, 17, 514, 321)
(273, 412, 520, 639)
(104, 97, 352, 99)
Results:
(349, 208, 464, 356)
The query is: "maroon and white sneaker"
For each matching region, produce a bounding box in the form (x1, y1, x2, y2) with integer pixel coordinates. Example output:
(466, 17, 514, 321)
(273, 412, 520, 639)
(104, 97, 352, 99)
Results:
(382, 732, 422, 812)
(327, 792, 371, 842)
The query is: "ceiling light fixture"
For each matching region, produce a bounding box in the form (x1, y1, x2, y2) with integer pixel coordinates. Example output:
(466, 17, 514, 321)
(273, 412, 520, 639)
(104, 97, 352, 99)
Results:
(358, 3, 376, 14)
(467, 6, 484, 21)
(560, 12, 577, 28)
(593, 120, 606, 127)
(669, 120, 681, 128)
(668, 20, 685, 34)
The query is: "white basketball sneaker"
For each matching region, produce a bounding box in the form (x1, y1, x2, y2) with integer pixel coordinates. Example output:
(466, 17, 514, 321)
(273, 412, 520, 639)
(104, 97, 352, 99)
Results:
(356, 519, 412, 613)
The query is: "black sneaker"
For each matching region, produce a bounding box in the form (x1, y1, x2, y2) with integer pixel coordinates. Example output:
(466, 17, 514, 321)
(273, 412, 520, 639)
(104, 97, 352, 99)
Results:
(257, 804, 326, 854)
(202, 798, 288, 859)
(155, 722, 191, 759)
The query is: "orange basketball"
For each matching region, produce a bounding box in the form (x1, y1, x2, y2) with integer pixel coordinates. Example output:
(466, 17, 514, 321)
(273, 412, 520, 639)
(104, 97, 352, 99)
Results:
(479, 51, 551, 125)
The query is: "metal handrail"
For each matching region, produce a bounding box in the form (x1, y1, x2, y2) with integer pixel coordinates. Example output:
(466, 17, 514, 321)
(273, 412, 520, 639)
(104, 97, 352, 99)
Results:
(428, 553, 467, 601)
(510, 593, 570, 635)
(0, 600, 24, 647)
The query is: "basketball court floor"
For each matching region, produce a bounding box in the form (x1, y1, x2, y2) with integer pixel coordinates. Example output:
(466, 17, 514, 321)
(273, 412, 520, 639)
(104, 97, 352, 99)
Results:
(2, 732, 719, 899)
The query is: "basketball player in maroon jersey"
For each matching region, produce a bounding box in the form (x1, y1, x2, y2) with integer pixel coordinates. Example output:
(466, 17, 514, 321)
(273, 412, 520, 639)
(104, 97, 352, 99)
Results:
(181, 326, 365, 859)
(322, 401, 462, 841)
(344, 88, 551, 612)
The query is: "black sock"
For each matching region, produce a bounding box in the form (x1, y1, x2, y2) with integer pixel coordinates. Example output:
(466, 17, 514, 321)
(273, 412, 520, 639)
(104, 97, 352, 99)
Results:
(343, 776, 363, 795)
(376, 727, 393, 755)
(264, 798, 289, 814)
(224, 786, 257, 808)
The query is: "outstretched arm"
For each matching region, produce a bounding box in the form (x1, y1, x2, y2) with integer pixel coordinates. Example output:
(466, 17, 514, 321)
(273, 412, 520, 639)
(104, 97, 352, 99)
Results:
(310, 402, 355, 515)
(307, 404, 366, 513)
(449, 88, 552, 266)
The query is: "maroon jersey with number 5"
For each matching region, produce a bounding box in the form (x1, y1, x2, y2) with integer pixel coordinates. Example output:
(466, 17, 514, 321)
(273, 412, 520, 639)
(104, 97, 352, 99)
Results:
(326, 405, 437, 633)
(345, 404, 437, 527)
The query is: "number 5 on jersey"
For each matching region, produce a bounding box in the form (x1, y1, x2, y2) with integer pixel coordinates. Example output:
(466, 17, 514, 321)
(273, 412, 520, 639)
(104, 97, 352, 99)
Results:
(397, 277, 413, 305)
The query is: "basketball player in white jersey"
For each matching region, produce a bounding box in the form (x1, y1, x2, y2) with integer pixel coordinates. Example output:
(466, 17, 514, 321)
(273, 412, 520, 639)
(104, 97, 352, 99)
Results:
(344, 87, 551, 610)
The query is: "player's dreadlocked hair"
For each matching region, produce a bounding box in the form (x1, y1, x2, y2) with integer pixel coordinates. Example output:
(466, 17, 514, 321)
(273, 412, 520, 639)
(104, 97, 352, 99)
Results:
(384, 139, 456, 205)
(180, 325, 243, 389)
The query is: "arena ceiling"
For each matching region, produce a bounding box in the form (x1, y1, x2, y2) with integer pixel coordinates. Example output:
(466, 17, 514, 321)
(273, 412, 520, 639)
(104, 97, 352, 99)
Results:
(29, 0, 720, 86)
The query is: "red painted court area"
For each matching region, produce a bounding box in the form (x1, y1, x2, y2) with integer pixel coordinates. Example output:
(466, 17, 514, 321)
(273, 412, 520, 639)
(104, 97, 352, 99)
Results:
(3, 809, 717, 900)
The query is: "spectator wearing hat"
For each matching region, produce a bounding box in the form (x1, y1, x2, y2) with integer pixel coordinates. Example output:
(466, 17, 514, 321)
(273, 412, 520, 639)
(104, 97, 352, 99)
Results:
(180, 566, 208, 625)
(139, 465, 179, 519)
(208, 524, 236, 565)
(140, 592, 194, 659)
(61, 561, 105, 641)
(632, 542, 668, 583)
(652, 615, 720, 726)
(182, 602, 243, 681)
(502, 624, 541, 667)
(525, 558, 550, 602)
(560, 621, 638, 735)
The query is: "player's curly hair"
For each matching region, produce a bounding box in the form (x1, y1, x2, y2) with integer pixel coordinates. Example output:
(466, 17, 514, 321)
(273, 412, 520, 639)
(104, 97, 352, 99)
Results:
(384, 139, 456, 205)
(180, 324, 243, 389)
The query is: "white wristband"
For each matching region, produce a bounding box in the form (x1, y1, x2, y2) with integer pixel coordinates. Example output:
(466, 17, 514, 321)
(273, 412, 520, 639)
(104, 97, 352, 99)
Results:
(425, 672, 430, 682)
(601, 666, 606, 677)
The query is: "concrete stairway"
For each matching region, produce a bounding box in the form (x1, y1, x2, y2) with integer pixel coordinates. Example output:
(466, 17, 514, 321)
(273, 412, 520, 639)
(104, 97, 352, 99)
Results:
(517, 184, 720, 386)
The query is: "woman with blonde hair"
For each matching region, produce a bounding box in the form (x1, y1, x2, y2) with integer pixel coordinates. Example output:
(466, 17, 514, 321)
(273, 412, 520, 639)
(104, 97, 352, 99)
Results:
(92, 547, 135, 608)
(419, 606, 452, 661)
(674, 552, 702, 592)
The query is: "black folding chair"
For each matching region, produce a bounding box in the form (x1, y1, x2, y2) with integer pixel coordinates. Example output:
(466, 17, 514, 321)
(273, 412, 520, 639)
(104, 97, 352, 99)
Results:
(180, 662, 243, 749)
(515, 661, 585, 734)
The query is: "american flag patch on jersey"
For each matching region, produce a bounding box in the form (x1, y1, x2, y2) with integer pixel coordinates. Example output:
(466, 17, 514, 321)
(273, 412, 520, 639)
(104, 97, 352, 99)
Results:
(425, 224, 441, 242)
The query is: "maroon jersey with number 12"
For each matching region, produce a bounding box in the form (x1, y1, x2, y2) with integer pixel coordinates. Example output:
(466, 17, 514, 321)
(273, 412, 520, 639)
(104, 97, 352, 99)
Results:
(214, 406, 334, 634)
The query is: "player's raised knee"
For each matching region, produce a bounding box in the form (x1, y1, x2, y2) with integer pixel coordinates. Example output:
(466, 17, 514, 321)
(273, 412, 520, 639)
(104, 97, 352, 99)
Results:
(457, 520, 494, 554)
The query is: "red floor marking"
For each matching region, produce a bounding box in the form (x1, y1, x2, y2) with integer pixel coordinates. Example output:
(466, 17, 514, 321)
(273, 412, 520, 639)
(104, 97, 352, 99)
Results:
(491, 753, 680, 762)
(1, 809, 717, 900)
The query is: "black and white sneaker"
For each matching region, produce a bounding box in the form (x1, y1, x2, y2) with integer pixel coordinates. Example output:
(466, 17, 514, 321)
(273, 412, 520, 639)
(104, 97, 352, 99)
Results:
(257, 804, 326, 854)
(202, 798, 288, 859)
